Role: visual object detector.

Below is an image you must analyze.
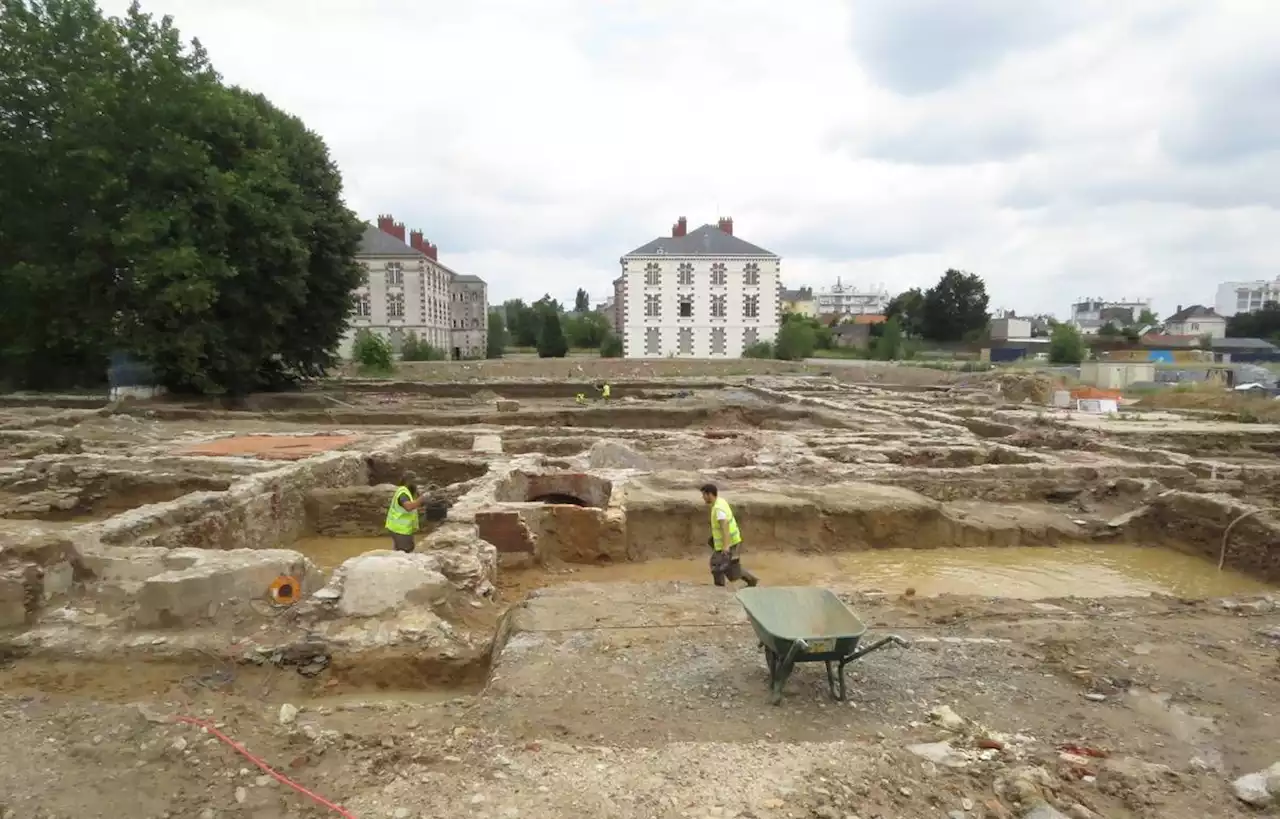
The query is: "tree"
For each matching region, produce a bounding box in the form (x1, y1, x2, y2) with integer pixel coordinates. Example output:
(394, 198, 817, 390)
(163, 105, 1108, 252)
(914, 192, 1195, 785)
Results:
(400, 332, 445, 361)
(563, 311, 611, 349)
(773, 321, 816, 360)
(1227, 302, 1280, 342)
(574, 288, 590, 313)
(1048, 322, 1086, 364)
(872, 317, 903, 360)
(920, 270, 990, 342)
(1137, 308, 1159, 326)
(502, 299, 538, 347)
(884, 288, 926, 338)
(537, 311, 568, 358)
(1098, 322, 1123, 337)
(351, 329, 393, 374)
(0, 0, 364, 393)
(599, 333, 623, 358)
(486, 308, 507, 358)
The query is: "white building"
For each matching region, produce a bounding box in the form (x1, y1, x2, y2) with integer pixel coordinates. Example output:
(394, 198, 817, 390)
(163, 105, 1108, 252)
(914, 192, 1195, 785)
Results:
(1163, 305, 1227, 339)
(344, 215, 489, 359)
(815, 278, 889, 317)
(1069, 297, 1152, 334)
(619, 216, 781, 358)
(1214, 277, 1280, 317)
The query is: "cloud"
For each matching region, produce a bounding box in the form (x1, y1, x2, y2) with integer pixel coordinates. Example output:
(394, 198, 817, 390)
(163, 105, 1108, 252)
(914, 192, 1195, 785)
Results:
(90, 0, 1280, 320)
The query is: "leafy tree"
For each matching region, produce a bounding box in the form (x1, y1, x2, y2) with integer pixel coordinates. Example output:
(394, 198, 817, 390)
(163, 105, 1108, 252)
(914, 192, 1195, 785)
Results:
(1226, 302, 1280, 342)
(884, 288, 926, 339)
(1098, 322, 1123, 337)
(919, 270, 990, 342)
(773, 321, 816, 361)
(503, 299, 538, 347)
(486, 308, 507, 358)
(1048, 322, 1086, 364)
(599, 333, 623, 358)
(563, 311, 611, 349)
(574, 288, 590, 312)
(351, 329, 393, 374)
(537, 310, 568, 358)
(1137, 308, 1159, 326)
(0, 0, 363, 393)
(400, 332, 445, 361)
(872, 317, 903, 360)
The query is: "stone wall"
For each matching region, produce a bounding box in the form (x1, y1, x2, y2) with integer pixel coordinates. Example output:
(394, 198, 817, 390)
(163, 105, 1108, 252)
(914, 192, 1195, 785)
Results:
(1130, 491, 1280, 582)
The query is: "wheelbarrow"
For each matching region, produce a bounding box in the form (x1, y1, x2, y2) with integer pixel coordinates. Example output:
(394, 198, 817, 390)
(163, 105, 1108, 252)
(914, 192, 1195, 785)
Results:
(736, 586, 908, 705)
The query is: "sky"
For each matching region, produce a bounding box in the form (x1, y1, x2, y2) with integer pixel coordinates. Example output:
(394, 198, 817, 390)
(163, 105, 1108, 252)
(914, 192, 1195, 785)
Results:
(98, 0, 1280, 318)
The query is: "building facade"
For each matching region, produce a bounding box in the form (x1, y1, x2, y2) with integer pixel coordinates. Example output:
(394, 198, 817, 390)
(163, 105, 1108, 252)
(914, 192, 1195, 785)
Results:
(815, 279, 889, 317)
(1069, 297, 1152, 334)
(1163, 305, 1227, 339)
(345, 214, 488, 359)
(780, 287, 817, 317)
(619, 216, 781, 358)
(1214, 277, 1280, 317)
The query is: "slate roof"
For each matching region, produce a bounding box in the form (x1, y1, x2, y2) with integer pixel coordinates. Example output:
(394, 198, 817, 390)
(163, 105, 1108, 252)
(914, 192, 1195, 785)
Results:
(453, 274, 484, 284)
(358, 224, 422, 257)
(781, 287, 813, 301)
(623, 224, 777, 257)
(1211, 337, 1278, 350)
(1165, 304, 1222, 324)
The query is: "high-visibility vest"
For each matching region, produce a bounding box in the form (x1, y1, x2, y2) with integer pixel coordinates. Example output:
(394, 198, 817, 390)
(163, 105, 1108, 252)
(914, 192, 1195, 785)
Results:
(385, 486, 418, 534)
(602, 384, 611, 399)
(709, 497, 742, 551)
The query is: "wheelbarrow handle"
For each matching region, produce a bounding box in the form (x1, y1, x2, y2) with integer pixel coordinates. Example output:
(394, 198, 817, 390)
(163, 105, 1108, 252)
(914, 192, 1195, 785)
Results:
(845, 634, 909, 662)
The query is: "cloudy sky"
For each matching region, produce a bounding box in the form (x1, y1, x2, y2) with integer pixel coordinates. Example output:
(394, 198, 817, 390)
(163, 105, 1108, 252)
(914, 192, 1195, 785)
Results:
(100, 0, 1279, 318)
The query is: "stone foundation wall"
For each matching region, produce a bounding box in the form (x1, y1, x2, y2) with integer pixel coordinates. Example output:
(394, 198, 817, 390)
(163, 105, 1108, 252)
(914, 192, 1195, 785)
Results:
(1131, 491, 1280, 582)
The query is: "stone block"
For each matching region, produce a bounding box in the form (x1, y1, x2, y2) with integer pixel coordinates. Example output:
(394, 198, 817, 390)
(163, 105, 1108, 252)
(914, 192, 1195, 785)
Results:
(495, 400, 520, 412)
(135, 548, 320, 627)
(476, 511, 535, 554)
(0, 567, 31, 628)
(334, 552, 451, 617)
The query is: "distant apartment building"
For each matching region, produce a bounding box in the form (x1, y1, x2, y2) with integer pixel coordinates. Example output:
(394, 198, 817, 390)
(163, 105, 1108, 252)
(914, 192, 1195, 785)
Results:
(780, 287, 817, 317)
(346, 215, 489, 359)
(1069, 297, 1152, 334)
(815, 279, 890, 317)
(1214, 277, 1280, 317)
(618, 216, 781, 358)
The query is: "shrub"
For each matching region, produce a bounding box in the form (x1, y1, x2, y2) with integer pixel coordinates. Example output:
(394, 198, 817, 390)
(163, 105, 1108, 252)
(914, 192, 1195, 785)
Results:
(400, 332, 447, 361)
(537, 311, 569, 358)
(742, 341, 775, 359)
(773, 321, 816, 361)
(599, 333, 623, 358)
(351, 329, 393, 374)
(1048, 323, 1085, 364)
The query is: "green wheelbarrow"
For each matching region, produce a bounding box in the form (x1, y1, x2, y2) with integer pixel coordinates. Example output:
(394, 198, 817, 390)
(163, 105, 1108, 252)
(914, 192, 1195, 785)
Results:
(736, 586, 908, 705)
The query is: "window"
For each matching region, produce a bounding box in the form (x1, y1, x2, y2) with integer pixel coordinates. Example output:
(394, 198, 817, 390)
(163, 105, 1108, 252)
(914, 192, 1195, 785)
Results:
(710, 327, 726, 356)
(743, 328, 759, 349)
(386, 262, 403, 287)
(645, 262, 661, 286)
(645, 327, 661, 355)
(645, 293, 661, 318)
(710, 263, 727, 286)
(678, 327, 693, 355)
(679, 296, 694, 318)
(387, 293, 405, 318)
(710, 294, 727, 318)
(743, 294, 759, 318)
(677, 263, 694, 286)
(743, 262, 760, 286)
(355, 293, 371, 317)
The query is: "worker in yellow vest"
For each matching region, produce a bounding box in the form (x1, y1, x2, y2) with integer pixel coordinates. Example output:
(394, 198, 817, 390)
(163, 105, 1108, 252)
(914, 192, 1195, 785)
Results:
(600, 383, 611, 400)
(701, 483, 759, 588)
(385, 480, 432, 553)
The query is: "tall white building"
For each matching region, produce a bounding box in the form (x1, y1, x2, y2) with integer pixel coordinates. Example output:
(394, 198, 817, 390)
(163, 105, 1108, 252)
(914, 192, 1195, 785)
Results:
(1069, 297, 1152, 334)
(1214, 277, 1280, 317)
(344, 215, 489, 360)
(619, 217, 781, 358)
(815, 278, 889, 317)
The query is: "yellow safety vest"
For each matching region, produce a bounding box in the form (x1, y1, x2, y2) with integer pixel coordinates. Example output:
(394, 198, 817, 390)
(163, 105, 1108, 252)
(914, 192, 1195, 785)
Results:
(602, 384, 611, 399)
(709, 497, 742, 551)
(385, 486, 418, 535)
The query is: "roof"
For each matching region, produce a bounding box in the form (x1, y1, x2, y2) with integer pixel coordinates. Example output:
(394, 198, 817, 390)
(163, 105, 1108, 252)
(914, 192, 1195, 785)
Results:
(1140, 333, 1201, 347)
(831, 323, 870, 336)
(852, 314, 887, 325)
(623, 224, 777, 258)
(357, 224, 422, 257)
(1211, 337, 1279, 350)
(781, 287, 813, 301)
(453, 274, 484, 284)
(1165, 304, 1222, 323)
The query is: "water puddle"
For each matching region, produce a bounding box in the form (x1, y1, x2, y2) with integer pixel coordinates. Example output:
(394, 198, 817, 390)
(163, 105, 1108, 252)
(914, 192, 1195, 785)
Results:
(508, 545, 1273, 600)
(291, 535, 397, 572)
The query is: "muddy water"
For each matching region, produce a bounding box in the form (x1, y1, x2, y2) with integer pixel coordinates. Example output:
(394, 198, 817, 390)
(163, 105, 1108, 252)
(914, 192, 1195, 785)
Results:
(291, 535, 396, 572)
(513, 545, 1273, 600)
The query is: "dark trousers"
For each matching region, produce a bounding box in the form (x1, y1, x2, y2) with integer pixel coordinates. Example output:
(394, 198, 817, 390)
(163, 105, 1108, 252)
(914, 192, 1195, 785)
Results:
(390, 532, 416, 553)
(710, 544, 758, 587)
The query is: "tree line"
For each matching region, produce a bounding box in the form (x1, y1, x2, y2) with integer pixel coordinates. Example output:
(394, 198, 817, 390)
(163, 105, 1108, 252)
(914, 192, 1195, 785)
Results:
(0, 0, 364, 393)
(485, 289, 622, 359)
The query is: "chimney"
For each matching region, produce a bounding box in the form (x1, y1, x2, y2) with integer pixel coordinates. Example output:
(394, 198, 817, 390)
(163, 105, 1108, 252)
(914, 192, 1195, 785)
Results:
(389, 220, 406, 242)
(423, 241, 438, 261)
(377, 213, 396, 235)
(672, 216, 687, 238)
(1176, 304, 1182, 314)
(717, 216, 734, 236)
(409, 229, 423, 251)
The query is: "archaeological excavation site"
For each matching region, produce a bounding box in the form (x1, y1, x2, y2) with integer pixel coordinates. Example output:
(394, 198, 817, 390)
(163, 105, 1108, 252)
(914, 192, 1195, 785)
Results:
(1, 366, 1278, 819)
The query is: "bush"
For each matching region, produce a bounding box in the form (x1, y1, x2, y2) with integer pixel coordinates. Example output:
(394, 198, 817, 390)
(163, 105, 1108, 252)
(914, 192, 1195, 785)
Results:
(486, 309, 507, 359)
(742, 341, 775, 359)
(599, 333, 624, 358)
(537, 311, 569, 358)
(1048, 323, 1085, 364)
(871, 317, 903, 361)
(351, 329, 393, 374)
(773, 321, 816, 361)
(400, 332, 447, 361)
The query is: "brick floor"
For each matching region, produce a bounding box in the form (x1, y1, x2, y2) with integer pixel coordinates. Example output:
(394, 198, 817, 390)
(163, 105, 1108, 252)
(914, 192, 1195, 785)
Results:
(174, 434, 360, 461)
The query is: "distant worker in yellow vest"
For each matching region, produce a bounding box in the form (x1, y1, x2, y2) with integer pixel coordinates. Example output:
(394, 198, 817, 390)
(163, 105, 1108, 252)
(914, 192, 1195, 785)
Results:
(574, 392, 587, 405)
(701, 483, 759, 588)
(385, 480, 432, 553)
(600, 383, 611, 400)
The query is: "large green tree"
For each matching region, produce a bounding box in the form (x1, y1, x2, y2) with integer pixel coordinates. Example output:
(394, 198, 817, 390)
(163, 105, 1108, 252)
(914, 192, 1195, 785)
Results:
(1227, 302, 1280, 342)
(884, 288, 925, 338)
(574, 288, 590, 312)
(0, 0, 363, 393)
(920, 270, 990, 342)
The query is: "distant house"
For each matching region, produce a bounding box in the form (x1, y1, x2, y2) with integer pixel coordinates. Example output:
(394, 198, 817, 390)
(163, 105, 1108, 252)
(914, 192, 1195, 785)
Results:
(781, 287, 816, 317)
(1163, 305, 1226, 339)
(830, 315, 886, 348)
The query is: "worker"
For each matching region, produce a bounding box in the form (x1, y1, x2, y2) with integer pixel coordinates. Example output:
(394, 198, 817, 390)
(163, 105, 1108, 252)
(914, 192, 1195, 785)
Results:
(574, 392, 587, 405)
(700, 483, 759, 588)
(600, 382, 611, 400)
(384, 479, 432, 553)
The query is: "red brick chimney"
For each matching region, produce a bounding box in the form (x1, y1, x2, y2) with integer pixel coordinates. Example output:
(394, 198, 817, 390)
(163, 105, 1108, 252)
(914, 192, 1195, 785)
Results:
(378, 214, 395, 234)
(391, 221, 406, 242)
(672, 216, 687, 238)
(717, 217, 734, 236)
(423, 241, 438, 261)
(409, 229, 423, 251)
